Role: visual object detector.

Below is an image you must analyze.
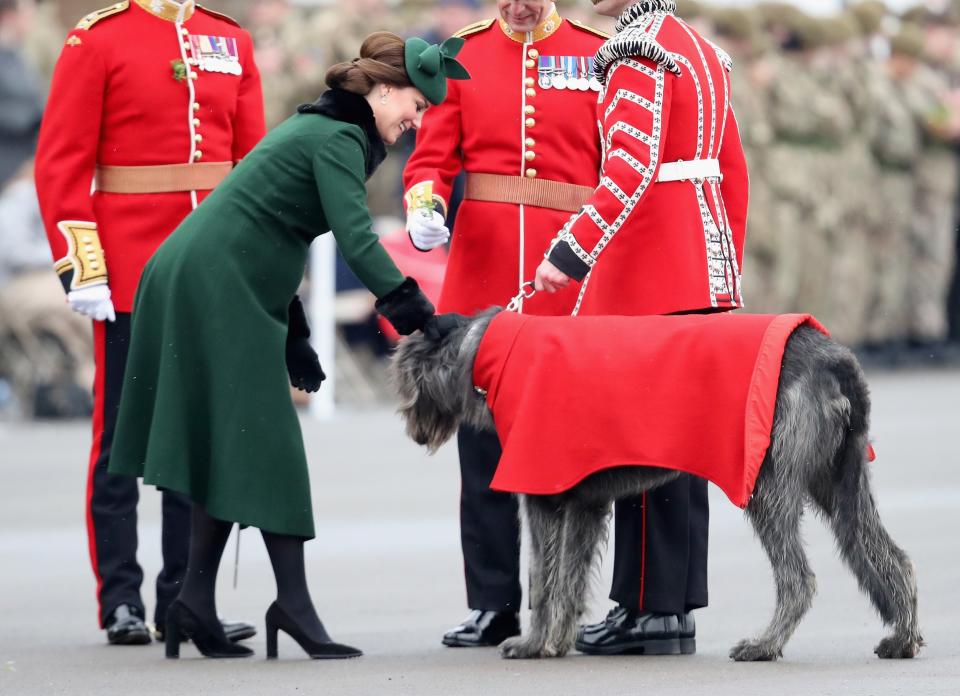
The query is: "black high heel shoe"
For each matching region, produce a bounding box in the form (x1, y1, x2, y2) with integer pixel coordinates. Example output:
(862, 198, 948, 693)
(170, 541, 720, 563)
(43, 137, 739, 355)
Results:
(265, 601, 362, 659)
(165, 600, 255, 659)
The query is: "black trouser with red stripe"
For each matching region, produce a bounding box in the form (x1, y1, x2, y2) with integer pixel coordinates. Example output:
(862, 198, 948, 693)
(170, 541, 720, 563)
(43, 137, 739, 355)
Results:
(457, 424, 522, 612)
(88, 313, 191, 627)
(610, 304, 714, 615)
(609, 476, 709, 614)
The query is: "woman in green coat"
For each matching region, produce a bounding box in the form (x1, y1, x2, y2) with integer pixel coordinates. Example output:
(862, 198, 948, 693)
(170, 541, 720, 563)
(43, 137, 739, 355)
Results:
(109, 31, 468, 660)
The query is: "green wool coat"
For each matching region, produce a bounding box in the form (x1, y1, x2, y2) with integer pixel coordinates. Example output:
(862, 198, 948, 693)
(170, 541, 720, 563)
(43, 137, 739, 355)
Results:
(109, 90, 405, 538)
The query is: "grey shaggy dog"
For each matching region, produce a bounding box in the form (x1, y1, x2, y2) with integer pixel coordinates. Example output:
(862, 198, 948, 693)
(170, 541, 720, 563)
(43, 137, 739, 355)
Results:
(390, 308, 921, 662)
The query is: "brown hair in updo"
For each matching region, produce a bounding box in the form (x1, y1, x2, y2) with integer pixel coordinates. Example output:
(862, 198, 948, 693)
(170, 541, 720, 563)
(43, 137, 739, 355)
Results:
(325, 32, 412, 96)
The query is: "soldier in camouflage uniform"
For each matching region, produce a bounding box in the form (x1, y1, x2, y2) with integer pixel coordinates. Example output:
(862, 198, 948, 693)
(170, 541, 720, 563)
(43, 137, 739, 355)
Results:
(761, 16, 852, 327)
(806, 14, 876, 345)
(891, 26, 958, 343)
(711, 8, 783, 317)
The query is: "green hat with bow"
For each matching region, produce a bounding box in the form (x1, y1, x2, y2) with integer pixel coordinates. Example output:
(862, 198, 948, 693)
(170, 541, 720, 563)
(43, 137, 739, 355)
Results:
(404, 36, 471, 105)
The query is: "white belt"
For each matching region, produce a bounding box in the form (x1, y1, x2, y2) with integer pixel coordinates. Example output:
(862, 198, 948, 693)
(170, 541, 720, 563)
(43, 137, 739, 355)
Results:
(656, 158, 721, 183)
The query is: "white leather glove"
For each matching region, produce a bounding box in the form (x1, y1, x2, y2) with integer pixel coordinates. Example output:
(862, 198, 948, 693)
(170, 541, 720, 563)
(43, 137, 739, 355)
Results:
(406, 208, 450, 251)
(67, 284, 116, 322)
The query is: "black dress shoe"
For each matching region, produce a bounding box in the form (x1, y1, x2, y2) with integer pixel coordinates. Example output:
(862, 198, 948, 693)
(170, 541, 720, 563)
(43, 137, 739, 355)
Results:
(220, 618, 257, 643)
(105, 604, 152, 646)
(576, 606, 681, 655)
(442, 610, 520, 647)
(678, 612, 696, 655)
(154, 617, 256, 643)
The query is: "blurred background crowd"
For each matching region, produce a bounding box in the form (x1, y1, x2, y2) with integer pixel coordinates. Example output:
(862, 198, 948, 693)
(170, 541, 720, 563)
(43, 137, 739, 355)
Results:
(3, 0, 960, 418)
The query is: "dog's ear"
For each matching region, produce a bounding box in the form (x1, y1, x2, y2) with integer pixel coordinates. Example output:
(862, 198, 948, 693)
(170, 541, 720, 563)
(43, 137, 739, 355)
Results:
(390, 329, 462, 451)
(390, 311, 499, 452)
(390, 331, 429, 409)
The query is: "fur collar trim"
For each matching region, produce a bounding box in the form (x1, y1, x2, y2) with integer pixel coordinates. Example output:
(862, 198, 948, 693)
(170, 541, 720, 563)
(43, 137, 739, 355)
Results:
(615, 1, 676, 33)
(298, 89, 387, 178)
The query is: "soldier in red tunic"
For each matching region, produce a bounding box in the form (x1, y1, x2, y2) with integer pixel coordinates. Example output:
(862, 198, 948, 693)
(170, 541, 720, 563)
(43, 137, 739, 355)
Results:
(536, 0, 749, 655)
(34, 0, 264, 645)
(403, 0, 608, 646)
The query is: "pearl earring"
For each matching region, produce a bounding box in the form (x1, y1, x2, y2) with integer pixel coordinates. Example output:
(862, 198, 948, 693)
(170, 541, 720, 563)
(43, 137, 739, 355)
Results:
(380, 93, 388, 104)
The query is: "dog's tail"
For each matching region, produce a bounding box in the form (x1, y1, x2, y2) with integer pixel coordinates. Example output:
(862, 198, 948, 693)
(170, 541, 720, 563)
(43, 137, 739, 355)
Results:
(825, 347, 922, 657)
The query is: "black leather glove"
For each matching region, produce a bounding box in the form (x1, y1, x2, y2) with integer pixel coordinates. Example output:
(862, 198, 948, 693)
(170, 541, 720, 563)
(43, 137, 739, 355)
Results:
(422, 313, 470, 342)
(375, 277, 436, 336)
(285, 295, 325, 393)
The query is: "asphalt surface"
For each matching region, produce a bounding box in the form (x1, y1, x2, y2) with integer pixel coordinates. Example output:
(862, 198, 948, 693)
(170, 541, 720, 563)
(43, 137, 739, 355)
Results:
(0, 369, 958, 696)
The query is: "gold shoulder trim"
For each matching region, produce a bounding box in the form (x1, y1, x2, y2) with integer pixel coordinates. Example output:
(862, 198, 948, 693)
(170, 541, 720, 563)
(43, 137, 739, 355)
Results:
(76, 1, 128, 31)
(197, 4, 241, 27)
(570, 20, 611, 40)
(453, 19, 495, 39)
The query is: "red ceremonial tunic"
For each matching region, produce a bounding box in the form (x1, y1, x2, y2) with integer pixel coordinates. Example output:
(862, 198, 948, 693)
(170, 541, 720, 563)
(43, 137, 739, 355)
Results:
(472, 311, 827, 507)
(403, 9, 606, 316)
(547, 2, 749, 316)
(35, 0, 265, 312)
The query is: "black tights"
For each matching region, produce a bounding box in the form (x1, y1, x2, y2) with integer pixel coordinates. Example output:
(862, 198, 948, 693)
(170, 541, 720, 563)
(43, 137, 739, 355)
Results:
(262, 530, 330, 642)
(178, 504, 329, 643)
(177, 505, 232, 628)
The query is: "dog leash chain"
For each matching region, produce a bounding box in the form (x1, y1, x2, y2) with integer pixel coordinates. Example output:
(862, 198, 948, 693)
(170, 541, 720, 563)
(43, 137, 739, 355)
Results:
(505, 281, 536, 312)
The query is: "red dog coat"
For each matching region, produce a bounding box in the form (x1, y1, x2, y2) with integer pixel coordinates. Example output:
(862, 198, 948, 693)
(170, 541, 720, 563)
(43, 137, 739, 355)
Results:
(472, 311, 828, 507)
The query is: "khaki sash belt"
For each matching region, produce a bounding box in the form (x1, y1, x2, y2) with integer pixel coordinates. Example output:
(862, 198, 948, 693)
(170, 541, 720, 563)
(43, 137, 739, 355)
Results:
(465, 173, 593, 213)
(95, 162, 233, 194)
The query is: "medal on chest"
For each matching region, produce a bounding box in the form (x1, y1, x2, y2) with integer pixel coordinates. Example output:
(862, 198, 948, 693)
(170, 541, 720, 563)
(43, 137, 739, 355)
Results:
(587, 57, 602, 92)
(538, 56, 554, 89)
(537, 56, 601, 91)
(551, 56, 567, 90)
(576, 57, 591, 91)
(189, 34, 243, 76)
(563, 56, 582, 91)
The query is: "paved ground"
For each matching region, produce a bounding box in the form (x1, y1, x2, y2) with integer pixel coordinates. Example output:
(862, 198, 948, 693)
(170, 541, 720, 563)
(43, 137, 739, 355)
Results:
(0, 369, 958, 696)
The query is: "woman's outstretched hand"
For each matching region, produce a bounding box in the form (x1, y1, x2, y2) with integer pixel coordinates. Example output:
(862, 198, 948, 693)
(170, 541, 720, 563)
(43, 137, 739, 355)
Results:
(422, 313, 469, 341)
(375, 277, 436, 335)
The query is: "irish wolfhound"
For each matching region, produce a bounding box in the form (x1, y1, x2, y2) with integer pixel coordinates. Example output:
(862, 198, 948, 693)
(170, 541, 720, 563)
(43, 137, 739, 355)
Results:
(390, 308, 921, 661)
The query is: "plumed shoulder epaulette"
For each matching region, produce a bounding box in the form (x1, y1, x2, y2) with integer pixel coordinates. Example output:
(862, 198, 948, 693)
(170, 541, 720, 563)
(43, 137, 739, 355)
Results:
(197, 4, 241, 27)
(453, 19, 495, 39)
(593, 31, 681, 84)
(75, 1, 128, 30)
(706, 39, 733, 72)
(569, 20, 610, 40)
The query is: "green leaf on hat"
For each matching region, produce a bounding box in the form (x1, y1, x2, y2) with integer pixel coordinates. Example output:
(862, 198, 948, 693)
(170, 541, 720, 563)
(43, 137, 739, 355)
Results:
(404, 35, 471, 105)
(440, 37, 470, 80)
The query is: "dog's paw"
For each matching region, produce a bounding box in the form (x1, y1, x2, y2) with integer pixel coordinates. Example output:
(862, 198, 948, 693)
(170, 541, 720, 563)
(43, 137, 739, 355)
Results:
(500, 636, 553, 659)
(729, 638, 782, 662)
(874, 634, 922, 659)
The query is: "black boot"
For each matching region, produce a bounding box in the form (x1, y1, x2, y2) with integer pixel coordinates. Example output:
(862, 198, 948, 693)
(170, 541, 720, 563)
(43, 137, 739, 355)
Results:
(442, 610, 520, 647)
(261, 530, 362, 659)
